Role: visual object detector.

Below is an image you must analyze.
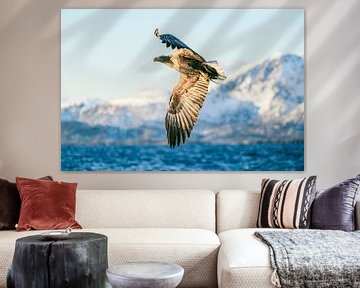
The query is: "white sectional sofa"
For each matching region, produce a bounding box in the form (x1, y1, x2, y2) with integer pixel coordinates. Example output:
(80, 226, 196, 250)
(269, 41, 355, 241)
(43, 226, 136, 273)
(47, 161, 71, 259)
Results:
(1, 189, 359, 288)
(216, 190, 274, 288)
(216, 190, 360, 288)
(0, 190, 219, 288)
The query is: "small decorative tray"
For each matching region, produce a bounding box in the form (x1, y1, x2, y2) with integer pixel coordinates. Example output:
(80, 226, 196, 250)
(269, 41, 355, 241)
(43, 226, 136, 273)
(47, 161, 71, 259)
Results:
(41, 228, 72, 240)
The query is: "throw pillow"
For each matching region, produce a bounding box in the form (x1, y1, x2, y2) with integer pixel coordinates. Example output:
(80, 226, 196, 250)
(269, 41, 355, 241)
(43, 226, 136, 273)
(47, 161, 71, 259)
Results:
(257, 176, 317, 229)
(0, 179, 20, 230)
(311, 174, 360, 231)
(16, 177, 82, 231)
(0, 176, 53, 230)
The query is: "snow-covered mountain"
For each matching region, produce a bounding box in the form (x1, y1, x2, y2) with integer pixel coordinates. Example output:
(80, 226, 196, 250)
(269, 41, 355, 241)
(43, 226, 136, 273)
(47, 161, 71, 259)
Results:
(61, 89, 168, 129)
(62, 54, 304, 145)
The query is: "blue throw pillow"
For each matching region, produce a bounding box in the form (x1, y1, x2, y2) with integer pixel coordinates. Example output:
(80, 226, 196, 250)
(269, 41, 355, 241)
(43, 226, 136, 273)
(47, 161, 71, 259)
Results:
(311, 174, 360, 231)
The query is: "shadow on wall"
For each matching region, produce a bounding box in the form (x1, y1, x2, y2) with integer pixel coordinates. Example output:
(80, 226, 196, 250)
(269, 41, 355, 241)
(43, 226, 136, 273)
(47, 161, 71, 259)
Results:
(61, 9, 125, 61)
(0, 0, 72, 37)
(306, 0, 360, 158)
(129, 5, 304, 92)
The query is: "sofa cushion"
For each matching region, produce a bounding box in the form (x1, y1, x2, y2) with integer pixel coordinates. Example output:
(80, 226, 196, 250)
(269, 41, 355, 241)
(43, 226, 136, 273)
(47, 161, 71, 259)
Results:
(0, 176, 53, 230)
(311, 174, 360, 231)
(216, 190, 260, 233)
(257, 177, 317, 229)
(217, 228, 279, 288)
(0, 228, 220, 288)
(0, 179, 20, 230)
(76, 190, 216, 231)
(16, 177, 82, 231)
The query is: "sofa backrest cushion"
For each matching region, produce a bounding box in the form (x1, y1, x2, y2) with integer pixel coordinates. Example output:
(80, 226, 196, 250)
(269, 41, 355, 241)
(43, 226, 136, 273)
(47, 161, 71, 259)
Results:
(311, 174, 360, 231)
(76, 190, 216, 231)
(216, 190, 260, 233)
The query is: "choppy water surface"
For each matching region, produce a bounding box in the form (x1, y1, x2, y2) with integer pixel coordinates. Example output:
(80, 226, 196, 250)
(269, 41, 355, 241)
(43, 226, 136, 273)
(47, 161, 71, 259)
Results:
(61, 143, 304, 171)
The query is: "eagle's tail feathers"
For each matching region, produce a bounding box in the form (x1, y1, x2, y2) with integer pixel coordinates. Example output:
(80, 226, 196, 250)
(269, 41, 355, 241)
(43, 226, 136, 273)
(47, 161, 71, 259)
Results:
(202, 62, 226, 83)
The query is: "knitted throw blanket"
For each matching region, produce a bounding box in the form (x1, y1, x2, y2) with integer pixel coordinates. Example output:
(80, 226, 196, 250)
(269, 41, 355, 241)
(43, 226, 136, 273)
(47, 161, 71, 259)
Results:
(255, 230, 360, 288)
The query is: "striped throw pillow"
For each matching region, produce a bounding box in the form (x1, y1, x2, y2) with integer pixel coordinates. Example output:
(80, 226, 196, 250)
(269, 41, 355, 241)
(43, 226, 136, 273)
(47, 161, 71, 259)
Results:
(257, 176, 317, 229)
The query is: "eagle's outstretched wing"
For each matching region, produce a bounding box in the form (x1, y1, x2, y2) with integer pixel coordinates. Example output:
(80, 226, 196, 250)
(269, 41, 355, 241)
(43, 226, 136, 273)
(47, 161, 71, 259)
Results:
(154, 28, 199, 56)
(165, 73, 210, 148)
(154, 28, 225, 147)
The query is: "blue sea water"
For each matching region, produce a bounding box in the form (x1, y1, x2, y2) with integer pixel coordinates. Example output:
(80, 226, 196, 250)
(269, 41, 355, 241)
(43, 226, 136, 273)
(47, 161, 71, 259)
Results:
(61, 143, 304, 171)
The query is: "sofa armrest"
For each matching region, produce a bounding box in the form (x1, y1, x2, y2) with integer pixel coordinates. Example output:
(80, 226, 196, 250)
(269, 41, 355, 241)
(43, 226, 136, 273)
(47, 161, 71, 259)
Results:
(356, 200, 360, 230)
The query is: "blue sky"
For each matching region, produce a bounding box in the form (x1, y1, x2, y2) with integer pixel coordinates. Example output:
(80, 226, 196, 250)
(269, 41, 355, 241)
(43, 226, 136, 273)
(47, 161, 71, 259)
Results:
(61, 9, 304, 105)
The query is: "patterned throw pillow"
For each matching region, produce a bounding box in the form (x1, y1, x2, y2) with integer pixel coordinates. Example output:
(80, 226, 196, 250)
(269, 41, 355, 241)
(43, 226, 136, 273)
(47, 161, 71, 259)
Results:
(257, 176, 317, 229)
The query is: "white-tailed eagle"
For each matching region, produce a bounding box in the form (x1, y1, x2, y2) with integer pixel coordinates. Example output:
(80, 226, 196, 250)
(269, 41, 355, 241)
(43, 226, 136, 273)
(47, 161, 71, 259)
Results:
(153, 28, 226, 148)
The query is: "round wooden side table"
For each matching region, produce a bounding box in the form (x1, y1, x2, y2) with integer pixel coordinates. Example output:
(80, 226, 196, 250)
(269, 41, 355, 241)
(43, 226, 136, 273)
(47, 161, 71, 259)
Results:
(7, 232, 108, 288)
(106, 262, 184, 288)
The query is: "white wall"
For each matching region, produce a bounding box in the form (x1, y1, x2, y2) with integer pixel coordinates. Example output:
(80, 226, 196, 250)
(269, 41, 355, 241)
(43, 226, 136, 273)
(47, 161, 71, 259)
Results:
(0, 0, 359, 190)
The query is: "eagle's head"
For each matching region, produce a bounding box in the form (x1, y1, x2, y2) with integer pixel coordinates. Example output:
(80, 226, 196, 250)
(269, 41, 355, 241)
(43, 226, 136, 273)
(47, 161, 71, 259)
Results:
(153, 55, 173, 68)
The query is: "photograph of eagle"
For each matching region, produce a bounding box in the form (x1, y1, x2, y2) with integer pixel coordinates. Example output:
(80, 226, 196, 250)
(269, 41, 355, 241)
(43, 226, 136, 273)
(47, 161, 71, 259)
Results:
(153, 28, 226, 148)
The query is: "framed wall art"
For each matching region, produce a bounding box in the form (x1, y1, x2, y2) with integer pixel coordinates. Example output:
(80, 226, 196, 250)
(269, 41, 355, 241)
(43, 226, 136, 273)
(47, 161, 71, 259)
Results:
(61, 8, 304, 171)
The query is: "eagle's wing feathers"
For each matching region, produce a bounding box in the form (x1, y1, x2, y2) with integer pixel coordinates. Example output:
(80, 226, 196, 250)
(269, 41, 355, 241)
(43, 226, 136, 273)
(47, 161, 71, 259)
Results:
(165, 73, 210, 148)
(160, 33, 192, 50)
(154, 28, 201, 56)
